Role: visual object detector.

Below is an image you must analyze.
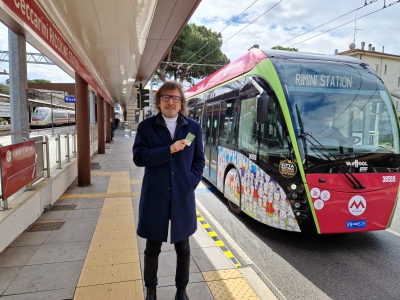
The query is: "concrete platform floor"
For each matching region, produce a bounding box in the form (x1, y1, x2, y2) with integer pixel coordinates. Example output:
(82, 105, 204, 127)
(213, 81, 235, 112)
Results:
(0, 128, 277, 300)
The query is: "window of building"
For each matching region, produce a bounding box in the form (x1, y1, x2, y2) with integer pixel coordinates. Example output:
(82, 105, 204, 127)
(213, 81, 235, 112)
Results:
(384, 64, 387, 75)
(398, 77, 400, 87)
(375, 64, 379, 73)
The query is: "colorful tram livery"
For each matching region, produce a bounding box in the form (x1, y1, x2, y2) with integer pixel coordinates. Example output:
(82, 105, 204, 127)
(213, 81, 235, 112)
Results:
(185, 47, 400, 234)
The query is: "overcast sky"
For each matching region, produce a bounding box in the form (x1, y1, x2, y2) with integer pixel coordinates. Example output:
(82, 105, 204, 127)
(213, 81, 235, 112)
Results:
(0, 0, 399, 84)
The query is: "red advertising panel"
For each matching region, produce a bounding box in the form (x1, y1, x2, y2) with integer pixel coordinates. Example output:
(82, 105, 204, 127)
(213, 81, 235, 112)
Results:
(1, 140, 36, 199)
(306, 173, 399, 233)
(2, 0, 111, 104)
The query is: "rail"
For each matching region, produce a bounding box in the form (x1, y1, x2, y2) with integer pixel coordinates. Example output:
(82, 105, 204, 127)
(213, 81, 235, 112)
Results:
(0, 125, 98, 210)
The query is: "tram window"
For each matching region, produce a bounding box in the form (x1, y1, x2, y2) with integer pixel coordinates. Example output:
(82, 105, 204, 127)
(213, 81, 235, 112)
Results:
(195, 106, 203, 124)
(259, 96, 289, 157)
(189, 109, 195, 119)
(219, 98, 238, 148)
(237, 94, 289, 155)
(238, 97, 257, 153)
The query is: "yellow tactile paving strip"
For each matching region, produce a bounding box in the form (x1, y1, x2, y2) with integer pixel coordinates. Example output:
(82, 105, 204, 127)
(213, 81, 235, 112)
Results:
(71, 171, 260, 299)
(203, 269, 259, 300)
(73, 172, 144, 300)
(197, 210, 240, 268)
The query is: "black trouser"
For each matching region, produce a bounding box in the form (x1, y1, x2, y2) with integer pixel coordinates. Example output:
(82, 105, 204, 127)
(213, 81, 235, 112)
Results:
(144, 238, 190, 291)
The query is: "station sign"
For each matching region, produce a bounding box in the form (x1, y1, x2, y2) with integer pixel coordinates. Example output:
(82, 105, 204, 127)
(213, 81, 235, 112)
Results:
(2, 0, 111, 104)
(0, 140, 36, 199)
(64, 96, 76, 103)
(0, 102, 10, 118)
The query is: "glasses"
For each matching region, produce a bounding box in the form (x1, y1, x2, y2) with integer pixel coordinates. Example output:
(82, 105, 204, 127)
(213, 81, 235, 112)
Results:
(160, 94, 182, 103)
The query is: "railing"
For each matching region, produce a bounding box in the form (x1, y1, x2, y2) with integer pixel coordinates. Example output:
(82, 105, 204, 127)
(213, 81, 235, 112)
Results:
(0, 125, 98, 210)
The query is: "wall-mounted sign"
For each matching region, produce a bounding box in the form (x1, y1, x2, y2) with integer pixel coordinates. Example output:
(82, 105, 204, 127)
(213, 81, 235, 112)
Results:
(0, 102, 10, 118)
(1, 140, 36, 199)
(64, 96, 76, 103)
(2, 0, 111, 104)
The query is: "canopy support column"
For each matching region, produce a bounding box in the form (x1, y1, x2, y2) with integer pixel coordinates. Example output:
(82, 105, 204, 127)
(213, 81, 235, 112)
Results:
(76, 73, 91, 186)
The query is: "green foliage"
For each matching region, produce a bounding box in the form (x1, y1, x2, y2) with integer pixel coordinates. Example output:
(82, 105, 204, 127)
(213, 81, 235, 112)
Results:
(156, 23, 230, 85)
(28, 79, 51, 83)
(151, 74, 162, 85)
(0, 83, 9, 94)
(5, 78, 51, 85)
(272, 46, 298, 51)
(0, 117, 8, 124)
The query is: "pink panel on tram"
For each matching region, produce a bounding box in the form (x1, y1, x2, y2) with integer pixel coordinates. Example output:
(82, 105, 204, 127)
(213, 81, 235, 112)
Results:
(306, 173, 399, 233)
(185, 48, 268, 99)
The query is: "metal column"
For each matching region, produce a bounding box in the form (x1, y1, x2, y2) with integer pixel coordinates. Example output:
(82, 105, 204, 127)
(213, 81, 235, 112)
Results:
(106, 102, 111, 143)
(75, 72, 91, 186)
(97, 94, 105, 154)
(8, 29, 29, 144)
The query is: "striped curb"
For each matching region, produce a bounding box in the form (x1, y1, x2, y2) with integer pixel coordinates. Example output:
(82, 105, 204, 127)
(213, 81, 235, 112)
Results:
(196, 210, 241, 268)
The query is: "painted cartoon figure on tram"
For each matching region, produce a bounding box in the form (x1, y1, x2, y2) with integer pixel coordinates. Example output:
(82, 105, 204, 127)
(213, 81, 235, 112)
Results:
(217, 146, 300, 231)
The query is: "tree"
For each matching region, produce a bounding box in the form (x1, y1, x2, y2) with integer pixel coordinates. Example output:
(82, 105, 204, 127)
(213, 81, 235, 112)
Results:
(272, 46, 298, 51)
(5, 78, 51, 85)
(0, 84, 9, 94)
(155, 23, 230, 85)
(0, 79, 51, 97)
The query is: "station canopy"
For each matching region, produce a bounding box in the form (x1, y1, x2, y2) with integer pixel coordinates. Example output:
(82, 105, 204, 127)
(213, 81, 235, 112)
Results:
(0, 0, 201, 106)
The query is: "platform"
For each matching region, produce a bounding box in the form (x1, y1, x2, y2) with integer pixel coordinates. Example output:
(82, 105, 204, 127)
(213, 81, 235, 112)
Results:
(0, 128, 277, 300)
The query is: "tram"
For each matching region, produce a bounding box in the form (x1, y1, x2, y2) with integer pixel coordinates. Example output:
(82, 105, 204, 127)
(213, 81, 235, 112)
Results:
(185, 47, 400, 234)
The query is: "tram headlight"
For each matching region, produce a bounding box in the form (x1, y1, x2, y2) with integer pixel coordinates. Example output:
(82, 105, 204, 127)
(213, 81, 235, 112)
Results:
(290, 183, 297, 190)
(291, 193, 298, 199)
(294, 202, 301, 208)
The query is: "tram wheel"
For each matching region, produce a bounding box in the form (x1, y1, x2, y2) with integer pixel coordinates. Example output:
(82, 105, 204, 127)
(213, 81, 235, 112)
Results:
(224, 168, 242, 215)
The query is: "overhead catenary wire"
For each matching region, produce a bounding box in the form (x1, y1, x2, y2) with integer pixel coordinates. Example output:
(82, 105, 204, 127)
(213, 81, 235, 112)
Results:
(189, 0, 397, 69)
(160, 62, 226, 68)
(173, 0, 398, 82)
(288, 0, 400, 48)
(182, 0, 258, 64)
(191, 0, 283, 67)
(275, 0, 379, 47)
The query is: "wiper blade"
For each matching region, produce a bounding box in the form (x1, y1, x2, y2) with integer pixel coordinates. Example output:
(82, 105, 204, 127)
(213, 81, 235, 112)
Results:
(300, 133, 366, 190)
(295, 105, 308, 170)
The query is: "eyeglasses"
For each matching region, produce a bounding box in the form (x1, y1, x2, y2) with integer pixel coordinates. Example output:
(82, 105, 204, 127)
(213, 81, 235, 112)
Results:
(160, 94, 182, 103)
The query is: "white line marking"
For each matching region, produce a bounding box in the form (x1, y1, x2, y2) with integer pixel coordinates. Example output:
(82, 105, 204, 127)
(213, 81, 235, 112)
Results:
(386, 228, 400, 236)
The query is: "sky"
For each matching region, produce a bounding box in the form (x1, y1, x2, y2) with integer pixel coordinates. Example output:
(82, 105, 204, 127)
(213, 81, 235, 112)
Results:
(0, 0, 399, 85)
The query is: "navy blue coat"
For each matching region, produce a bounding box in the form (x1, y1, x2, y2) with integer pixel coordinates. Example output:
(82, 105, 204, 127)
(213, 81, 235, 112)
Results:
(132, 113, 205, 243)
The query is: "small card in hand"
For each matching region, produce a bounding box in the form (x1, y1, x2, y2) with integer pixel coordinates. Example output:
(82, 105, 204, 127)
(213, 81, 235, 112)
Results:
(185, 133, 195, 146)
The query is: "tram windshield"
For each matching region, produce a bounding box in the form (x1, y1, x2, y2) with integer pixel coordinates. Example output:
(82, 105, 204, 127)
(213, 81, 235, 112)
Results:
(277, 60, 400, 155)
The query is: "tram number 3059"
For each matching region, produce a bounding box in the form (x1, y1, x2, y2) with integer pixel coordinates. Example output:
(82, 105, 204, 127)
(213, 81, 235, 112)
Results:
(249, 153, 257, 160)
(382, 176, 396, 182)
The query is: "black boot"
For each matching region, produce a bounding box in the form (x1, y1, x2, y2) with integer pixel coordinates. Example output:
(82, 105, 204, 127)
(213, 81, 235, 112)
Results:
(145, 287, 157, 300)
(175, 289, 189, 300)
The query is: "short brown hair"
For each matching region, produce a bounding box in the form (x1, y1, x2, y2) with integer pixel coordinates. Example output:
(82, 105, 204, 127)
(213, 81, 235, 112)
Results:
(154, 81, 188, 116)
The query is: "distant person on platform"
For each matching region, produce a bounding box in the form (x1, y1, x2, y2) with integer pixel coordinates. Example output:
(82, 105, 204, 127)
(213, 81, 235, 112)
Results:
(111, 120, 115, 141)
(132, 81, 205, 300)
(114, 117, 120, 128)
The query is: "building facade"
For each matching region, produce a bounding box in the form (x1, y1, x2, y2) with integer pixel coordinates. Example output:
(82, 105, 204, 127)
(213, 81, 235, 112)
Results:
(339, 44, 400, 115)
